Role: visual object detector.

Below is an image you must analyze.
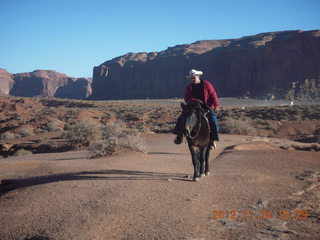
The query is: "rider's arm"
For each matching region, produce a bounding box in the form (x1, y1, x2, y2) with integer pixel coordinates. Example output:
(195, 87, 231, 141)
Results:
(206, 81, 219, 110)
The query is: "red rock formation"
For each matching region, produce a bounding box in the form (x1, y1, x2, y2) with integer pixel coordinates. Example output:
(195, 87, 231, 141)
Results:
(0, 69, 14, 95)
(91, 30, 320, 100)
(8, 70, 92, 99)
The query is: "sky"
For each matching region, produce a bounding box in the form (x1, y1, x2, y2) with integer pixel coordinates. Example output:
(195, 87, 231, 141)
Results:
(0, 0, 319, 78)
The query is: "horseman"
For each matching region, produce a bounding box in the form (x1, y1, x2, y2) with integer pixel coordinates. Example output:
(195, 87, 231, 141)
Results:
(174, 69, 220, 147)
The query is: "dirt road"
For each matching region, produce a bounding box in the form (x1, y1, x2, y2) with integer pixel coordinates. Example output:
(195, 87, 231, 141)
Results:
(0, 134, 319, 240)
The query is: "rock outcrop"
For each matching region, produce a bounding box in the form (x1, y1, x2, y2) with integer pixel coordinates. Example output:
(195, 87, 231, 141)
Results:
(91, 30, 320, 100)
(0, 69, 92, 99)
(0, 69, 14, 95)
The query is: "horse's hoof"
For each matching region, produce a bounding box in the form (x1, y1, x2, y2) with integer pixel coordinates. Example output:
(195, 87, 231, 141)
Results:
(200, 173, 205, 178)
(193, 177, 199, 182)
(206, 172, 210, 176)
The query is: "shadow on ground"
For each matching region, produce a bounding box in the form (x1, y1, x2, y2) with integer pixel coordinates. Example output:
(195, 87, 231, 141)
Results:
(1, 169, 191, 194)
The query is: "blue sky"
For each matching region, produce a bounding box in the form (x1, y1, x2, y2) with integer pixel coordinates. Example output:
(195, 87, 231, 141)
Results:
(0, 0, 319, 78)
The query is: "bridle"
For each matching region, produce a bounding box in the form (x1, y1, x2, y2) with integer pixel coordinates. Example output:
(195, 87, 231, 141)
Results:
(185, 108, 203, 139)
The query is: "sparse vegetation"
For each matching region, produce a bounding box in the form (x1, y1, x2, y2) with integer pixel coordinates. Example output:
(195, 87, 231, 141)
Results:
(18, 127, 34, 137)
(221, 117, 258, 136)
(46, 120, 61, 132)
(68, 108, 80, 118)
(0, 96, 319, 157)
(62, 119, 100, 149)
(0, 132, 17, 140)
(33, 127, 46, 134)
(13, 149, 33, 156)
(88, 122, 146, 158)
(254, 119, 277, 131)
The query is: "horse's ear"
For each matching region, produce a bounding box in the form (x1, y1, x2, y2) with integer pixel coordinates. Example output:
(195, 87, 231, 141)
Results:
(181, 102, 186, 110)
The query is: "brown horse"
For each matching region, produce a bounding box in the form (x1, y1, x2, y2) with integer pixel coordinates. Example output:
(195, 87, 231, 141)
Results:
(180, 102, 211, 181)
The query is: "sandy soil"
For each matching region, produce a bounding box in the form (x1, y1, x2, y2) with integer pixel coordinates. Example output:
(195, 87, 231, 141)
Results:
(0, 133, 319, 240)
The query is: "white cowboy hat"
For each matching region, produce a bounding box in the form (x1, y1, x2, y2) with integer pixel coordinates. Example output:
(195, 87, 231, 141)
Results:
(188, 69, 203, 78)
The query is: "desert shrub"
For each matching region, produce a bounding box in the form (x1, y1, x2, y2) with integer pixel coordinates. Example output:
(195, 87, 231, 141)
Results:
(68, 108, 80, 117)
(101, 122, 124, 139)
(0, 132, 17, 140)
(33, 127, 45, 134)
(88, 122, 146, 158)
(18, 127, 33, 137)
(46, 120, 60, 132)
(221, 117, 258, 136)
(62, 119, 100, 149)
(255, 118, 269, 126)
(118, 133, 146, 152)
(290, 115, 302, 121)
(88, 137, 119, 157)
(64, 122, 74, 130)
(13, 149, 33, 156)
(43, 108, 57, 116)
(255, 119, 277, 131)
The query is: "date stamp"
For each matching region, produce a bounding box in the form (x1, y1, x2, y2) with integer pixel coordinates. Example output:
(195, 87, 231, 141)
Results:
(209, 210, 308, 220)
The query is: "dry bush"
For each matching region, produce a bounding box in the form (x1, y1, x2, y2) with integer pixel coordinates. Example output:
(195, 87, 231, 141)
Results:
(68, 108, 80, 117)
(88, 122, 146, 158)
(0, 132, 17, 140)
(46, 120, 61, 132)
(18, 127, 34, 137)
(13, 149, 33, 156)
(221, 117, 258, 136)
(88, 137, 119, 157)
(290, 115, 302, 121)
(117, 133, 146, 152)
(254, 119, 277, 131)
(62, 119, 100, 149)
(101, 122, 124, 139)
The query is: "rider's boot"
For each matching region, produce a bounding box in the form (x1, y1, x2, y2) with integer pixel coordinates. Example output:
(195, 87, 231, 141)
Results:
(174, 134, 183, 144)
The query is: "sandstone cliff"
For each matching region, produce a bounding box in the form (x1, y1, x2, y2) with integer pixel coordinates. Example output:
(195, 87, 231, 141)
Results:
(91, 30, 320, 100)
(0, 70, 92, 99)
(0, 69, 14, 95)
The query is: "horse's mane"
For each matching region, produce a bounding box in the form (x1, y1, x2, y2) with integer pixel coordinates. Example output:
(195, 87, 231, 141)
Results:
(184, 101, 210, 114)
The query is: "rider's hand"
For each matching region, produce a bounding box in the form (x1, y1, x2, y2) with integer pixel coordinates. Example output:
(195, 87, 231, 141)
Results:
(215, 107, 219, 113)
(195, 99, 204, 104)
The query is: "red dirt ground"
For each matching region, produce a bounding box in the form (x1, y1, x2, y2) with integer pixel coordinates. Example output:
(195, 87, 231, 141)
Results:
(0, 134, 319, 240)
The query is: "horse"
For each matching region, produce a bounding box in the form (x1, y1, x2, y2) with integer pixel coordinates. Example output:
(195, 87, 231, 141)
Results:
(180, 101, 212, 181)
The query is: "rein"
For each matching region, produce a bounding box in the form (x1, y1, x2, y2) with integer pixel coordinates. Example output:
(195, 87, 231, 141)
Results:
(186, 110, 203, 139)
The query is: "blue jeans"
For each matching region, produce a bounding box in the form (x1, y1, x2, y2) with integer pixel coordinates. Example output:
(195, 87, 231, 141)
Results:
(209, 109, 220, 132)
(207, 109, 219, 141)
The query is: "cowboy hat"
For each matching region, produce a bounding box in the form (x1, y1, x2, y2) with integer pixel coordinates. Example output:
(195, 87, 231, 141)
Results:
(188, 69, 203, 78)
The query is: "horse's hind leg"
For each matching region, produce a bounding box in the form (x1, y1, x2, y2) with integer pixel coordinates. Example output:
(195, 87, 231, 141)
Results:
(205, 147, 211, 176)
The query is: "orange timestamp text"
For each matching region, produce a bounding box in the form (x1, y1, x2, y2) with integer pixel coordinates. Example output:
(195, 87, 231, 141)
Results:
(209, 210, 308, 220)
